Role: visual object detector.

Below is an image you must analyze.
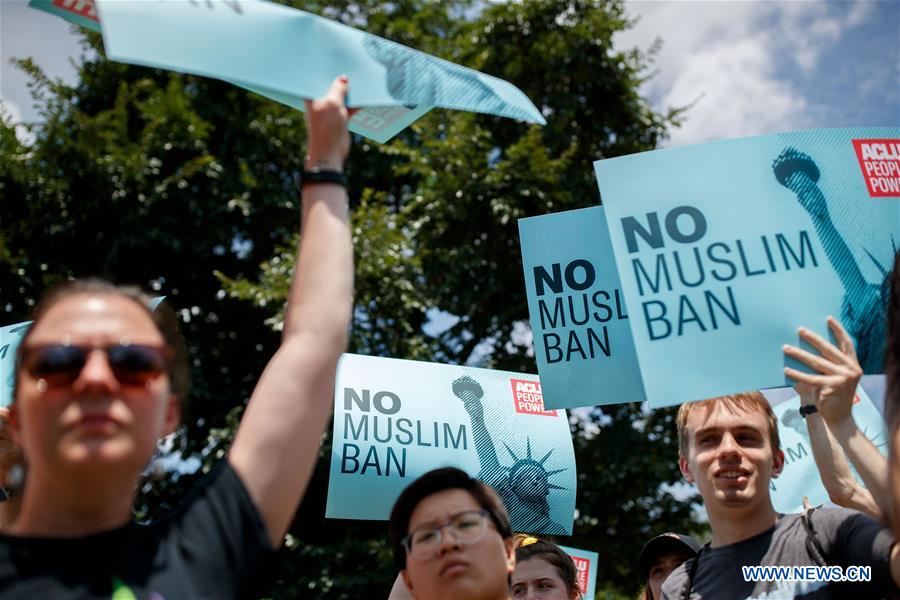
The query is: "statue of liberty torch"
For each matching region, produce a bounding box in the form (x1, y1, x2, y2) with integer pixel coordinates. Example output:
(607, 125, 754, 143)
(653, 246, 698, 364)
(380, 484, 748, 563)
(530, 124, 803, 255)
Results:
(452, 375, 567, 534)
(772, 148, 892, 373)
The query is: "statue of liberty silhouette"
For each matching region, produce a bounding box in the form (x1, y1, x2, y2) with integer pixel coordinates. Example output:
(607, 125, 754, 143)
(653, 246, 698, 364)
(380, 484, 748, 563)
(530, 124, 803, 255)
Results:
(452, 375, 567, 534)
(772, 148, 894, 373)
(2, 323, 31, 400)
(361, 34, 530, 121)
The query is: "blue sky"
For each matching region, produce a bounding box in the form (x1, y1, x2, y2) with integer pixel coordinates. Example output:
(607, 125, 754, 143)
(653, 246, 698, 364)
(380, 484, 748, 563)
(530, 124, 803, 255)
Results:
(2, 0, 897, 145)
(615, 0, 899, 147)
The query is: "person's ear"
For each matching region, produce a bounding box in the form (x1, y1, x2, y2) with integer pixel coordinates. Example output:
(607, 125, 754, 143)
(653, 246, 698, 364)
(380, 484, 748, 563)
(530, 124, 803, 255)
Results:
(504, 536, 516, 574)
(4, 405, 21, 444)
(772, 449, 785, 478)
(679, 455, 695, 484)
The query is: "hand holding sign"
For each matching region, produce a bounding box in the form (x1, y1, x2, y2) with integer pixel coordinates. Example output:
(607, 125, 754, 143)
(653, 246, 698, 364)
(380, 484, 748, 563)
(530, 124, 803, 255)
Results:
(303, 75, 355, 171)
(783, 316, 863, 432)
(783, 320, 890, 517)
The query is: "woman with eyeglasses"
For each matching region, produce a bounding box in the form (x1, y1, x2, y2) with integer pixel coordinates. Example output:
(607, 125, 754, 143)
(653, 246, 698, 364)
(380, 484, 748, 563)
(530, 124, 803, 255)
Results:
(0, 76, 355, 599)
(389, 467, 516, 600)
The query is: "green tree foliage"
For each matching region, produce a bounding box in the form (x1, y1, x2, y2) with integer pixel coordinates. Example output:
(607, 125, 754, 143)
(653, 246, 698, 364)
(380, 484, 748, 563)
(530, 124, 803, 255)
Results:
(1, 1, 702, 597)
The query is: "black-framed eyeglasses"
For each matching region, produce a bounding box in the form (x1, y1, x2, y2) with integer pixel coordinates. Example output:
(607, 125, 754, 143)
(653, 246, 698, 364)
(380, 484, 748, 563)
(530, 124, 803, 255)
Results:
(402, 510, 490, 561)
(18, 343, 171, 389)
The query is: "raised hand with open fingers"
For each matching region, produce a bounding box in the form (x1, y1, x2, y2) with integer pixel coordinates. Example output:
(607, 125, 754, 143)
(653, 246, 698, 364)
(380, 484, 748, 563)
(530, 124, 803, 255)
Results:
(783, 316, 862, 430)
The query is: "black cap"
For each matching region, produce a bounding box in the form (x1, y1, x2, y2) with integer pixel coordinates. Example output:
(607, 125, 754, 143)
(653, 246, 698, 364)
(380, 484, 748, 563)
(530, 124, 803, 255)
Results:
(639, 533, 701, 577)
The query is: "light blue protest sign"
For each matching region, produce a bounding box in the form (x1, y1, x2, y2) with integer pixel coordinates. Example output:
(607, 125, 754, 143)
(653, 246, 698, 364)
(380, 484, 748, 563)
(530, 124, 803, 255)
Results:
(326, 353, 576, 535)
(30, 0, 544, 142)
(595, 128, 900, 407)
(766, 385, 886, 514)
(518, 206, 644, 409)
(0, 296, 166, 407)
(0, 321, 34, 408)
(558, 544, 599, 600)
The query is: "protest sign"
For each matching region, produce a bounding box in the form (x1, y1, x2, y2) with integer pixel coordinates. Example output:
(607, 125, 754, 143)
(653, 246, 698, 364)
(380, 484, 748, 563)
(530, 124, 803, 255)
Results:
(0, 297, 166, 407)
(595, 128, 900, 407)
(0, 321, 34, 408)
(766, 385, 886, 514)
(30, 0, 544, 142)
(557, 544, 599, 600)
(326, 353, 576, 535)
(29, 0, 99, 29)
(518, 206, 644, 409)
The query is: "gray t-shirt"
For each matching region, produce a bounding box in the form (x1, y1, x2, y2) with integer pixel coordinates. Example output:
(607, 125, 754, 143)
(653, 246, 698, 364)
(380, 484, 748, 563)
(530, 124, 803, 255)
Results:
(661, 508, 897, 599)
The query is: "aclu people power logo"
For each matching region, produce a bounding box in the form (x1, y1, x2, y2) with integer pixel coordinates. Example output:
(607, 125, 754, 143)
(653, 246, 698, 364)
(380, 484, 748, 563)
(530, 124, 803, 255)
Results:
(853, 139, 900, 197)
(511, 379, 556, 416)
(571, 555, 591, 597)
(52, 0, 98, 21)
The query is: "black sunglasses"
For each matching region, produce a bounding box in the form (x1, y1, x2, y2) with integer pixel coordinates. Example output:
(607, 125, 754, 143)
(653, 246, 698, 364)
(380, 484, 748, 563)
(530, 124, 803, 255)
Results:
(19, 343, 170, 388)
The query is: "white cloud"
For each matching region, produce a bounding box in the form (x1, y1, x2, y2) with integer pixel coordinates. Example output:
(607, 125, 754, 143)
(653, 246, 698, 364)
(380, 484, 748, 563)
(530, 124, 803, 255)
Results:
(663, 36, 808, 146)
(0, 96, 23, 123)
(0, 95, 35, 145)
(616, 0, 881, 147)
(1, 0, 85, 124)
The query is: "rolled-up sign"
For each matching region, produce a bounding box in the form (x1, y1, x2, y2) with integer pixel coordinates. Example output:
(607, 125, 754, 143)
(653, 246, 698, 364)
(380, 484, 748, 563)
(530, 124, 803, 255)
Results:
(29, 0, 544, 142)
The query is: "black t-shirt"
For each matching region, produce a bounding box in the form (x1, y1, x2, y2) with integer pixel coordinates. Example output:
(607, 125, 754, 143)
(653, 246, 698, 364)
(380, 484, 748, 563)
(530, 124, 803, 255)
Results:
(661, 509, 897, 599)
(0, 461, 275, 599)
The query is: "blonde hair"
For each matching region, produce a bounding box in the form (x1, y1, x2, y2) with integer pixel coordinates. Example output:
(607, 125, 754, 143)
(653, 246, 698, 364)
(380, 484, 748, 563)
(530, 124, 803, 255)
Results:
(676, 392, 779, 459)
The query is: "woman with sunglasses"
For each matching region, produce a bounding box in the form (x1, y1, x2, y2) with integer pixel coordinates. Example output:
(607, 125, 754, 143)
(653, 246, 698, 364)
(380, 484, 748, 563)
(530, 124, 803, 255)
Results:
(389, 467, 516, 600)
(0, 76, 355, 599)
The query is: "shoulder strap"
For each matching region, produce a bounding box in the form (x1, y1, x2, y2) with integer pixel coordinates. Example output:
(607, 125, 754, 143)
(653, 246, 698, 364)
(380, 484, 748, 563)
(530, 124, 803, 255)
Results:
(801, 506, 829, 567)
(680, 543, 709, 600)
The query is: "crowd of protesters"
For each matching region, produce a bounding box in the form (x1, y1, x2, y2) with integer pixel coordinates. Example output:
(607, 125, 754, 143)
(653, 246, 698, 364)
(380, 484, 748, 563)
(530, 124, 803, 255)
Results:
(1, 78, 899, 600)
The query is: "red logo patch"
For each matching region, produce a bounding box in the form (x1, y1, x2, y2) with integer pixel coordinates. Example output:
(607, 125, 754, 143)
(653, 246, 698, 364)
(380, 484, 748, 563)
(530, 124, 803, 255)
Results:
(852, 139, 900, 197)
(510, 379, 556, 416)
(53, 0, 99, 21)
(570, 555, 590, 596)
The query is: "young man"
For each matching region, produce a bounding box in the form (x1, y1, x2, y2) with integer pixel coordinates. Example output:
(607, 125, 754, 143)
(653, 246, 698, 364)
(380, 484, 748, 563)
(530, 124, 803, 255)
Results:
(389, 467, 516, 600)
(662, 319, 900, 599)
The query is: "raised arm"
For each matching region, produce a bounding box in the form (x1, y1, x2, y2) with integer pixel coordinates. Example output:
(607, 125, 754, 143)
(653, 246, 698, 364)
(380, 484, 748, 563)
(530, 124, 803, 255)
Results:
(784, 317, 891, 521)
(799, 391, 883, 519)
(229, 76, 354, 547)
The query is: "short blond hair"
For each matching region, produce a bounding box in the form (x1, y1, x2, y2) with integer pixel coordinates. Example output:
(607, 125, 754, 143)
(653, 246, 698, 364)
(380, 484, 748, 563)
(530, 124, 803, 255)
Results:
(676, 392, 780, 459)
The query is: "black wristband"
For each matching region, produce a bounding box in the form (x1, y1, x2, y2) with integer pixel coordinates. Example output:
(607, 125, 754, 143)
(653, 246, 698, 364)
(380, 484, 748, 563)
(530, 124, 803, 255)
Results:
(299, 168, 347, 188)
(799, 404, 818, 417)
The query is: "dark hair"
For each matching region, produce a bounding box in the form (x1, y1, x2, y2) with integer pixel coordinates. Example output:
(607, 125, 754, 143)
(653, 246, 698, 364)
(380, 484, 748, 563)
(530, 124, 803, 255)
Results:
(13, 279, 189, 403)
(388, 467, 512, 571)
(513, 535, 580, 598)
